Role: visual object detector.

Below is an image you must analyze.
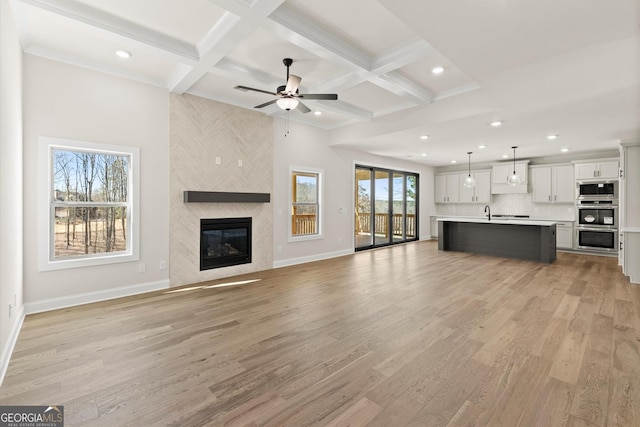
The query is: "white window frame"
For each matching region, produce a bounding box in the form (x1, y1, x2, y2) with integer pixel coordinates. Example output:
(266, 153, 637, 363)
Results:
(38, 136, 140, 271)
(289, 166, 324, 242)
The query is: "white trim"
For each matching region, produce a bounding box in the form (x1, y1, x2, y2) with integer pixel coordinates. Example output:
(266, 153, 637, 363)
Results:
(38, 136, 140, 271)
(273, 249, 353, 269)
(288, 166, 325, 242)
(24, 279, 170, 315)
(0, 306, 25, 387)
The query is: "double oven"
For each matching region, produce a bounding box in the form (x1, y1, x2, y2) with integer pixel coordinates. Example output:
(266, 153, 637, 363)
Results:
(575, 181, 618, 253)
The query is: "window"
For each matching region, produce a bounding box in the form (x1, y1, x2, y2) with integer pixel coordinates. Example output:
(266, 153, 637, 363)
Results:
(38, 137, 139, 270)
(290, 168, 323, 240)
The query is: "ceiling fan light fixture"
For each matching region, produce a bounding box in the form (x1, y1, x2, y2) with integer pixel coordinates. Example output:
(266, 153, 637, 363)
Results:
(276, 98, 299, 111)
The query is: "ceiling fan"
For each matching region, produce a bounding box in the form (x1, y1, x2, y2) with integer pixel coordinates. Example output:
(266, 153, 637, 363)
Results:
(234, 58, 338, 113)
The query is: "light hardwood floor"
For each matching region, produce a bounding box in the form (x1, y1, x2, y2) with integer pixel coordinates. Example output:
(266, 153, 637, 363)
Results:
(1, 241, 639, 426)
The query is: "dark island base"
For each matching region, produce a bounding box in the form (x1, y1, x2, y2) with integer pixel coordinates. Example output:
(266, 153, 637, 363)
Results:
(438, 221, 556, 263)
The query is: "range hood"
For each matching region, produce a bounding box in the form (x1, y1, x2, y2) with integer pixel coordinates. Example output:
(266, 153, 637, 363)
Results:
(491, 160, 530, 194)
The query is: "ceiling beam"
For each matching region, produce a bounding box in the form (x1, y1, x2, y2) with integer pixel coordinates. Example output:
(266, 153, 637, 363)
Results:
(17, 0, 199, 60)
(171, 0, 286, 93)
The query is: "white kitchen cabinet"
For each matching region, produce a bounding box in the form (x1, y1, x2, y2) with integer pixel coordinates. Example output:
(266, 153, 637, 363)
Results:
(435, 173, 459, 203)
(459, 170, 491, 203)
(555, 221, 574, 249)
(531, 164, 574, 203)
(430, 216, 439, 238)
(620, 142, 640, 283)
(574, 159, 619, 180)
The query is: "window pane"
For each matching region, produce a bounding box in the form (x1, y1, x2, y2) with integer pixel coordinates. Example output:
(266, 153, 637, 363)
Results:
(53, 148, 129, 203)
(291, 170, 321, 238)
(294, 173, 317, 203)
(54, 206, 128, 258)
(292, 205, 317, 235)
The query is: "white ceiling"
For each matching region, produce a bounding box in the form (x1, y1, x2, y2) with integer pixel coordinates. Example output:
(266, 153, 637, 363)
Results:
(10, 0, 640, 166)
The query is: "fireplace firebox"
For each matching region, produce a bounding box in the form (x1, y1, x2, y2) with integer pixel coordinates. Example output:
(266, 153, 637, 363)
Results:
(200, 218, 251, 270)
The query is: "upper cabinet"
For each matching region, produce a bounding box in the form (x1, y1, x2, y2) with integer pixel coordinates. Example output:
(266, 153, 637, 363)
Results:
(491, 161, 529, 194)
(574, 159, 620, 180)
(459, 170, 491, 203)
(531, 164, 574, 203)
(435, 173, 460, 203)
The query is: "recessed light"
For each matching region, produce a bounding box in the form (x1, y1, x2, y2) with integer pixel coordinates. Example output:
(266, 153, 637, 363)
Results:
(561, 148, 569, 152)
(116, 49, 132, 59)
(314, 111, 322, 116)
(547, 134, 558, 140)
(502, 154, 509, 158)
(419, 135, 429, 140)
(431, 66, 444, 75)
(451, 160, 457, 164)
(421, 153, 427, 157)
(478, 145, 486, 149)
(490, 121, 502, 127)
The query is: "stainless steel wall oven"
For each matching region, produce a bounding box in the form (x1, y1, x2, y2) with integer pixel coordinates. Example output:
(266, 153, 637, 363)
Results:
(575, 228, 618, 252)
(575, 198, 618, 253)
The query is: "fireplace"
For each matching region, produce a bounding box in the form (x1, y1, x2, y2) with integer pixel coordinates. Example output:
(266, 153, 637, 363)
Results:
(200, 218, 252, 270)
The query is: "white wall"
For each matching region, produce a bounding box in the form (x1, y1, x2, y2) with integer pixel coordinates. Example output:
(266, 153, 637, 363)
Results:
(0, 0, 25, 380)
(272, 118, 435, 266)
(22, 55, 170, 310)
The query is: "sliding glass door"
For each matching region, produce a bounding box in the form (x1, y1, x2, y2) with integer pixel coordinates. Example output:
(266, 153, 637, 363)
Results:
(355, 166, 418, 250)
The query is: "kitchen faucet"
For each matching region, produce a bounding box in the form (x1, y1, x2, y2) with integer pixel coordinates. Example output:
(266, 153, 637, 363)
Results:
(484, 205, 491, 221)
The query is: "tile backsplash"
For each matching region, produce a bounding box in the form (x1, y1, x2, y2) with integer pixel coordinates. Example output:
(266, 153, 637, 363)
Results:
(435, 193, 575, 221)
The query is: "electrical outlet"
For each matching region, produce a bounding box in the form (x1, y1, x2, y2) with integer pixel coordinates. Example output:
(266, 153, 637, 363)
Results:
(9, 303, 13, 318)
(159, 260, 167, 270)
(215, 157, 221, 165)
(237, 159, 243, 167)
(138, 263, 146, 273)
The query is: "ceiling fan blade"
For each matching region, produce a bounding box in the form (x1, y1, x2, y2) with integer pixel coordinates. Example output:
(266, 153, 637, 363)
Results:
(284, 75, 301, 94)
(254, 99, 278, 109)
(296, 101, 311, 114)
(235, 85, 277, 96)
(298, 93, 338, 100)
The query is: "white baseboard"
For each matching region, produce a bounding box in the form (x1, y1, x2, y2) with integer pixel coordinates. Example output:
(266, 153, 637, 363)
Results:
(273, 249, 353, 269)
(0, 305, 25, 387)
(24, 279, 170, 315)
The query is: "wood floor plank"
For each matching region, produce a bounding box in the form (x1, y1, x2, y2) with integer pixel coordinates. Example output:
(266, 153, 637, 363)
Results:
(570, 348, 611, 427)
(0, 242, 637, 426)
(549, 330, 589, 384)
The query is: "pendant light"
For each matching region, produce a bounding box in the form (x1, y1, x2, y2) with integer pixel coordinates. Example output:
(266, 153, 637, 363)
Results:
(507, 146, 521, 185)
(463, 151, 476, 188)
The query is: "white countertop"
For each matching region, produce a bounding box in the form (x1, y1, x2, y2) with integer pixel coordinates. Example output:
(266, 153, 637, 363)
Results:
(431, 214, 574, 222)
(437, 217, 558, 226)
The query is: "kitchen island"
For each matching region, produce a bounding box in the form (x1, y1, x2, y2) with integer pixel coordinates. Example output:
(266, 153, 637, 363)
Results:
(437, 218, 557, 263)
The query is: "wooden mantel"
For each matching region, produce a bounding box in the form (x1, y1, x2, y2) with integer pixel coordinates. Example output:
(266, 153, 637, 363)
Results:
(183, 191, 270, 203)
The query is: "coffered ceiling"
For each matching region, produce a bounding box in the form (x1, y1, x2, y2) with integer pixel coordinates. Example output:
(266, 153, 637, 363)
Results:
(9, 0, 640, 165)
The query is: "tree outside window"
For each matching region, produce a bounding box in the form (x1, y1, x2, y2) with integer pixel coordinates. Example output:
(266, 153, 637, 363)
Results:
(39, 137, 139, 271)
(52, 148, 130, 258)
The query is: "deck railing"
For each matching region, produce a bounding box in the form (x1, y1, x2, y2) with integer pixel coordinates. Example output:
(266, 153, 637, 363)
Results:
(292, 213, 415, 238)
